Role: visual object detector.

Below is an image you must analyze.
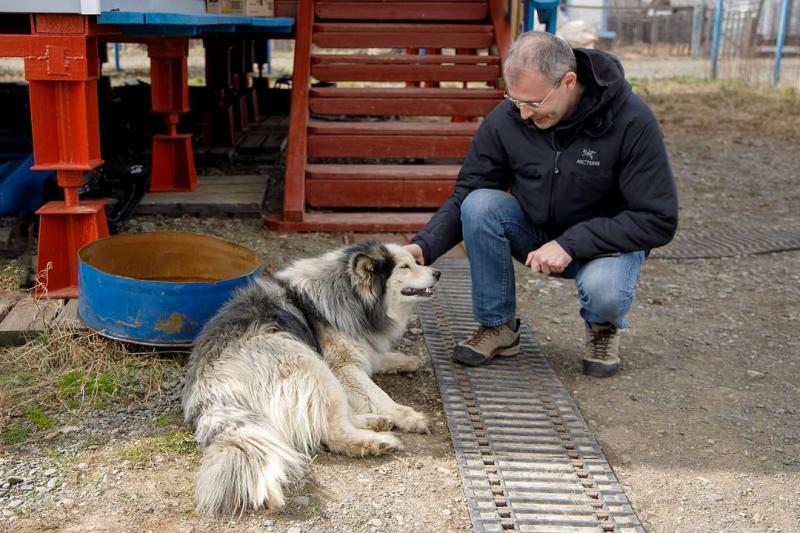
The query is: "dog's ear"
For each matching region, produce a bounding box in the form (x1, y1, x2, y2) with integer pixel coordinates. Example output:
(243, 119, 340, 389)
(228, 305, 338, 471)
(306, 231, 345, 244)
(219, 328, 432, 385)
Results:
(352, 253, 378, 279)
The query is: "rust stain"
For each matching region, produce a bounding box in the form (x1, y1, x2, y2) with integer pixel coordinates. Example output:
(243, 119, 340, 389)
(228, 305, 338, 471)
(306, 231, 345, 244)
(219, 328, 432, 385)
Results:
(155, 312, 188, 334)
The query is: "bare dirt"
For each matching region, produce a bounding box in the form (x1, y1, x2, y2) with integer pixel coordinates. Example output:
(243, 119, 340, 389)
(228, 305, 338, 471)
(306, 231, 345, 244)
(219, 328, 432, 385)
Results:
(1, 78, 799, 533)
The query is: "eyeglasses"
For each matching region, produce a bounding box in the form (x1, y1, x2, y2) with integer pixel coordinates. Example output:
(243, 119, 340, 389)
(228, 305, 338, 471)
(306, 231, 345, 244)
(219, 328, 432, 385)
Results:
(504, 74, 565, 111)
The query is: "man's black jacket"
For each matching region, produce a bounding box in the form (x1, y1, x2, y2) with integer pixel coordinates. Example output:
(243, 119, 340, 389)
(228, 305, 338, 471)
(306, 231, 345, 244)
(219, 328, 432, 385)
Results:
(411, 48, 679, 265)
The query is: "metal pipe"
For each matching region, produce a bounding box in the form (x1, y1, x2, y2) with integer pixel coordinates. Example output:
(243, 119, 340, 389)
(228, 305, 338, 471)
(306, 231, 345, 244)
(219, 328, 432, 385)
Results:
(710, 0, 724, 79)
(772, 0, 792, 86)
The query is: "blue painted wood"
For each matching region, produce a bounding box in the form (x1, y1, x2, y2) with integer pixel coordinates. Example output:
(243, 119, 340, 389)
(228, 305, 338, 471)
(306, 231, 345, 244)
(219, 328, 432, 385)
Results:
(97, 10, 294, 35)
(98, 11, 146, 24)
(78, 233, 264, 347)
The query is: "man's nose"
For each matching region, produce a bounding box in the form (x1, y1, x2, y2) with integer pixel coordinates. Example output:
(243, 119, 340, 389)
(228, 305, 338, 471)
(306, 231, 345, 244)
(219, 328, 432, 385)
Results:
(520, 106, 534, 120)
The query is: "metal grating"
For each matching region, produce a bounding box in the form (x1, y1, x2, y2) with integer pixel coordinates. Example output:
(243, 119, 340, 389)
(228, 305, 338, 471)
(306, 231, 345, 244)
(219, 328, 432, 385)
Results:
(650, 225, 800, 259)
(418, 258, 644, 533)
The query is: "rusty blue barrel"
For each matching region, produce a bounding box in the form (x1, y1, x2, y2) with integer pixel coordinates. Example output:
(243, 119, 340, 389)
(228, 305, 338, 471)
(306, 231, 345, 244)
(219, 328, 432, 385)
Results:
(78, 232, 264, 346)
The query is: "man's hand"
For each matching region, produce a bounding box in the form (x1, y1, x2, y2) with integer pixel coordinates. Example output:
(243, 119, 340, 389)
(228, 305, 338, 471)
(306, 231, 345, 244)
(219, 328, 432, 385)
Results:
(525, 240, 571, 275)
(405, 243, 425, 265)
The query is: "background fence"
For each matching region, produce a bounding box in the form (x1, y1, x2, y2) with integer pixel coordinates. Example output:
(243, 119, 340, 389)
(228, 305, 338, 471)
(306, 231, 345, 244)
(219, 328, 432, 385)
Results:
(554, 0, 800, 89)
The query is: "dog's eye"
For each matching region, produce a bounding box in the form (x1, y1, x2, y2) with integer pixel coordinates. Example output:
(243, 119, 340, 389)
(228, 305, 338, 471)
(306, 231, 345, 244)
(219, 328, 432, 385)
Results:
(399, 264, 411, 269)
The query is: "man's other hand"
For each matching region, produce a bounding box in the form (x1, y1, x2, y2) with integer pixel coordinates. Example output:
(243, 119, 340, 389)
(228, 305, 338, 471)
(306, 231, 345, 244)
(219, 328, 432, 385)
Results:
(525, 240, 571, 275)
(405, 243, 425, 265)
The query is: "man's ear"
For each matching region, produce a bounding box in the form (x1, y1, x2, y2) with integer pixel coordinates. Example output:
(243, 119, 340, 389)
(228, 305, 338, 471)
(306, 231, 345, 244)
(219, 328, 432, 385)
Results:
(564, 71, 578, 89)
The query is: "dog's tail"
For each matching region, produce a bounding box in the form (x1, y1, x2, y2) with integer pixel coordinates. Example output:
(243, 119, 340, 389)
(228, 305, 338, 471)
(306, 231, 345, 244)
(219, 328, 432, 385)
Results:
(194, 411, 308, 516)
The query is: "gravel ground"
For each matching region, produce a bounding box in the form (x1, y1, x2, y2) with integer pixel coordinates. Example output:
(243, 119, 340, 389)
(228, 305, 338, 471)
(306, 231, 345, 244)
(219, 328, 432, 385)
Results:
(0, 79, 798, 532)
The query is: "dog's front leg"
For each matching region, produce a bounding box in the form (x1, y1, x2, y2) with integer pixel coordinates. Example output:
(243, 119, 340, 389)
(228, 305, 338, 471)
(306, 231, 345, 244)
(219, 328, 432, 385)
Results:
(374, 351, 424, 374)
(337, 364, 429, 434)
(318, 326, 429, 433)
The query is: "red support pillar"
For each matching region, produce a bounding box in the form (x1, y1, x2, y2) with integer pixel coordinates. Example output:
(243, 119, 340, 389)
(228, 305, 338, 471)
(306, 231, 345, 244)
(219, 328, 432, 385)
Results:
(18, 14, 109, 298)
(147, 38, 197, 192)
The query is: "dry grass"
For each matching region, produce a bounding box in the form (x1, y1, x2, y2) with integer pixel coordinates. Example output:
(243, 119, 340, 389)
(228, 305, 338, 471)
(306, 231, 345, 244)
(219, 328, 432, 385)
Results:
(634, 77, 800, 139)
(0, 326, 183, 426)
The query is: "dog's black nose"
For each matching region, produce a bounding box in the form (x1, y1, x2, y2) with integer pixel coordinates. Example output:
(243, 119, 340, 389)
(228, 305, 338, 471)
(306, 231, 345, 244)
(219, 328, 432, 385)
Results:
(432, 269, 441, 280)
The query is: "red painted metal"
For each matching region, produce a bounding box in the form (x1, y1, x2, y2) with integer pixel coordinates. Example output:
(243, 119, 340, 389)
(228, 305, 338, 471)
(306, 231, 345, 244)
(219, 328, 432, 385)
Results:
(36, 200, 109, 298)
(147, 38, 197, 192)
(0, 14, 109, 297)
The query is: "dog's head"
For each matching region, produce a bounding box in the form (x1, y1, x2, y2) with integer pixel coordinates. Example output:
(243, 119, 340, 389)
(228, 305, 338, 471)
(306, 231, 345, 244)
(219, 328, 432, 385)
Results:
(348, 242, 440, 303)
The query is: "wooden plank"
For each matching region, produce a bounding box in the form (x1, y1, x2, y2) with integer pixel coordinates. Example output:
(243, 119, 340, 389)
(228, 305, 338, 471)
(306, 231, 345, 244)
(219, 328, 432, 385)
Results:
(237, 134, 268, 151)
(311, 63, 500, 82)
(264, 211, 434, 232)
(311, 54, 499, 65)
(0, 298, 64, 346)
(0, 292, 22, 323)
(310, 96, 500, 116)
(310, 87, 503, 98)
(195, 174, 268, 185)
(315, 2, 488, 21)
(53, 299, 83, 330)
(315, 23, 494, 32)
(344, 232, 411, 246)
(307, 120, 478, 136)
(306, 163, 461, 180)
(308, 134, 471, 158)
(305, 179, 454, 208)
(314, 31, 494, 49)
(283, 0, 315, 222)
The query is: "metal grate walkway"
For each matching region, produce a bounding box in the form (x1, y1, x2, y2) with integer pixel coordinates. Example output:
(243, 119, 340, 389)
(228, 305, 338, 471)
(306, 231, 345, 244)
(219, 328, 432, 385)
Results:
(651, 225, 800, 259)
(418, 258, 644, 532)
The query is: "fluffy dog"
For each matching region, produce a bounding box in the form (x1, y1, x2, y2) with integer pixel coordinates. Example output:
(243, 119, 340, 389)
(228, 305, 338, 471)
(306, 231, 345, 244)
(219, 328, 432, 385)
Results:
(182, 242, 440, 516)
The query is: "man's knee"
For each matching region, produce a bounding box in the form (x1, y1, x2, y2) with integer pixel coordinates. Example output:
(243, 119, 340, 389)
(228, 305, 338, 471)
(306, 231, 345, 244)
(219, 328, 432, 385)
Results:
(578, 278, 635, 322)
(461, 189, 512, 226)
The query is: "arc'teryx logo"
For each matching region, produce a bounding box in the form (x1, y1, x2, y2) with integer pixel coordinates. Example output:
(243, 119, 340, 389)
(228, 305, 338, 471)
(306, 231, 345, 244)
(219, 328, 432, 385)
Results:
(576, 148, 600, 167)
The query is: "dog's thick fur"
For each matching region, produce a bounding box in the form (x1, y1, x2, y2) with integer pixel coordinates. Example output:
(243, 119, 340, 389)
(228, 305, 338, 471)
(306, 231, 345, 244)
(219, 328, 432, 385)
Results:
(182, 242, 440, 516)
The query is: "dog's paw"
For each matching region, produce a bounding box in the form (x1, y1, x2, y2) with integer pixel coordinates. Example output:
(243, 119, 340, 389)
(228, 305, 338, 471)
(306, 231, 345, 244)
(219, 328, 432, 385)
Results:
(379, 352, 424, 374)
(392, 405, 430, 434)
(360, 432, 404, 456)
(353, 413, 395, 432)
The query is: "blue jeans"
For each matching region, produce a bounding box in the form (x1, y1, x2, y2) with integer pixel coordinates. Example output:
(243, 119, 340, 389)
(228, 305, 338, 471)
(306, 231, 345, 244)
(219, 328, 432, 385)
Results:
(460, 189, 645, 329)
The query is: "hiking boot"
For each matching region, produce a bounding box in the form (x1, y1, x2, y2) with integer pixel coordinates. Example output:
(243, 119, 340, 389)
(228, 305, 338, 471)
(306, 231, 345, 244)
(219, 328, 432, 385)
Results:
(453, 319, 521, 367)
(582, 322, 621, 377)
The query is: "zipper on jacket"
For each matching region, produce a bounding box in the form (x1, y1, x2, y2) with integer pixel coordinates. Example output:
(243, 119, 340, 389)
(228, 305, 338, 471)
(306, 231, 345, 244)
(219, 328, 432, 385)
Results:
(549, 133, 561, 222)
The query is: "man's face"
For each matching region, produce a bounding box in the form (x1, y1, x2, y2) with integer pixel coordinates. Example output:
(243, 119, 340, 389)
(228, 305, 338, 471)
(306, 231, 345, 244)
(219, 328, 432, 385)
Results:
(505, 70, 572, 129)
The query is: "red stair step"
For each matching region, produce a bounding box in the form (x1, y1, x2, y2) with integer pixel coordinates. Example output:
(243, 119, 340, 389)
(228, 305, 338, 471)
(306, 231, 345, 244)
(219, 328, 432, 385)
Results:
(312, 54, 500, 65)
(309, 87, 503, 117)
(311, 59, 500, 82)
(313, 23, 495, 49)
(309, 134, 471, 158)
(308, 120, 479, 136)
(316, 1, 488, 21)
(265, 211, 434, 232)
(305, 164, 458, 208)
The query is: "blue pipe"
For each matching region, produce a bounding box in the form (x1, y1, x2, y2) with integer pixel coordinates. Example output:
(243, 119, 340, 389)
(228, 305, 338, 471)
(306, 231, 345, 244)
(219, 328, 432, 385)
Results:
(710, 0, 724, 79)
(772, 0, 792, 86)
(114, 43, 121, 71)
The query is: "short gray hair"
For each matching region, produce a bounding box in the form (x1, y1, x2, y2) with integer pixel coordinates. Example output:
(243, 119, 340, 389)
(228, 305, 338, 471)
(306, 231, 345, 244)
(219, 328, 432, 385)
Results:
(502, 31, 576, 86)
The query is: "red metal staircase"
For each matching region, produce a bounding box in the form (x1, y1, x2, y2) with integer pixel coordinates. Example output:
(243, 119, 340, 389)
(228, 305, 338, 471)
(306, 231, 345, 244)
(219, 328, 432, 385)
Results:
(265, 0, 512, 232)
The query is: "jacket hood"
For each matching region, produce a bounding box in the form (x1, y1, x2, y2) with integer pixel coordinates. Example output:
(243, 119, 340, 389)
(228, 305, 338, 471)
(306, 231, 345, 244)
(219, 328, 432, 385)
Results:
(506, 48, 632, 137)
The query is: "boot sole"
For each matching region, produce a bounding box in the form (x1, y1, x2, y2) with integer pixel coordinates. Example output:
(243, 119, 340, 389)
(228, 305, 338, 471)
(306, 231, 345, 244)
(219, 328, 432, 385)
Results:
(453, 338, 520, 367)
(582, 357, 622, 378)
